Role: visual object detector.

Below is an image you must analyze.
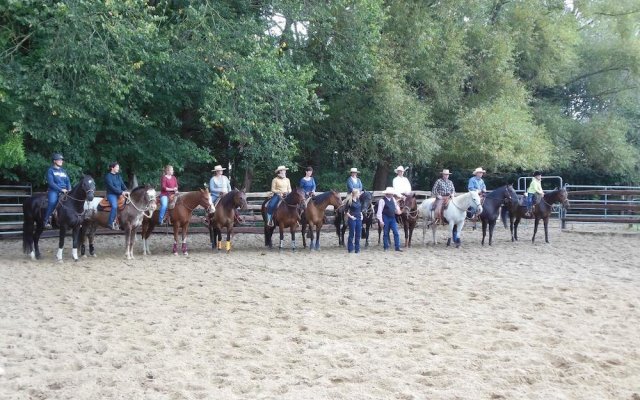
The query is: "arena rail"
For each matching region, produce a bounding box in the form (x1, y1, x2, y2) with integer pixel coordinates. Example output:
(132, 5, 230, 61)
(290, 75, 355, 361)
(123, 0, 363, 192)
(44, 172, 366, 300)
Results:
(0, 184, 32, 237)
(562, 184, 640, 228)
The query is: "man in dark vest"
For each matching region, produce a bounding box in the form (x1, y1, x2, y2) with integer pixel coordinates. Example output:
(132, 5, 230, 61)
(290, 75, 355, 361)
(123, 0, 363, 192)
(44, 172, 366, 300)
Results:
(376, 187, 403, 252)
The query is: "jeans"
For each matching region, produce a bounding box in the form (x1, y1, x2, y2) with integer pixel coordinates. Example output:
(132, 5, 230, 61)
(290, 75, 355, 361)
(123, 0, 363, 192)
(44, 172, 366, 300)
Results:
(348, 217, 362, 253)
(159, 195, 169, 223)
(382, 214, 400, 251)
(107, 193, 119, 226)
(527, 193, 535, 211)
(266, 195, 280, 222)
(44, 191, 60, 223)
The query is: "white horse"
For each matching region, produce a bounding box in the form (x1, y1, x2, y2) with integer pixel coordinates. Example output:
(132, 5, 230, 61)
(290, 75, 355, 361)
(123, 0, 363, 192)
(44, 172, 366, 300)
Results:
(418, 191, 483, 247)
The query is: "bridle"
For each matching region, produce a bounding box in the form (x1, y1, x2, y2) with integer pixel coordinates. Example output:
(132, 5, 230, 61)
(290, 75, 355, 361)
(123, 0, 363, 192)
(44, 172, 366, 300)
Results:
(124, 191, 156, 218)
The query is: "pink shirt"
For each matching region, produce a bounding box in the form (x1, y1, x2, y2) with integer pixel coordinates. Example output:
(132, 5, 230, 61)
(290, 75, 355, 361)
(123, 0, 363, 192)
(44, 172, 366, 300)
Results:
(161, 175, 178, 197)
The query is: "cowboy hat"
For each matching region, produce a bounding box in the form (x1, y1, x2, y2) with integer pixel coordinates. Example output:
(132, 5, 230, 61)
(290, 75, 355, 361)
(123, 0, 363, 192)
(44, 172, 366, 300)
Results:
(274, 165, 289, 173)
(441, 169, 451, 175)
(349, 167, 359, 174)
(394, 166, 407, 173)
(473, 167, 486, 174)
(383, 187, 397, 195)
(211, 165, 226, 172)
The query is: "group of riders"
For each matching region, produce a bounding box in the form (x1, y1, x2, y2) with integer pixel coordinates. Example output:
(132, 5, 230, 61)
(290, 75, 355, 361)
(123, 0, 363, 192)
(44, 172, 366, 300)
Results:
(42, 152, 545, 250)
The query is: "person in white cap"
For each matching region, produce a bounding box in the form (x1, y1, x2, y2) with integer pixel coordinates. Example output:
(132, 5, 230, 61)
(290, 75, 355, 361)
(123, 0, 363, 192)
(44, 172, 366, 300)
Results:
(392, 166, 412, 197)
(266, 165, 292, 226)
(431, 169, 456, 223)
(376, 187, 403, 251)
(467, 167, 487, 193)
(209, 164, 232, 205)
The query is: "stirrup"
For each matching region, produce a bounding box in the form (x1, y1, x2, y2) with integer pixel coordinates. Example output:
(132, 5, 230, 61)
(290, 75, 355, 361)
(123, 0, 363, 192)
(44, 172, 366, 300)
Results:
(44, 221, 52, 229)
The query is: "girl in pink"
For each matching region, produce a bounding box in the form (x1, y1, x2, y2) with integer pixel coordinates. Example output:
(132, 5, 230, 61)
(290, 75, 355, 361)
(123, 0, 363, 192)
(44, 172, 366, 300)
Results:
(159, 165, 179, 224)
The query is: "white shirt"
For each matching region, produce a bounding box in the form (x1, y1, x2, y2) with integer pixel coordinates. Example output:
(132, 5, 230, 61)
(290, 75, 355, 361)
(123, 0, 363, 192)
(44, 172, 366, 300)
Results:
(393, 176, 412, 195)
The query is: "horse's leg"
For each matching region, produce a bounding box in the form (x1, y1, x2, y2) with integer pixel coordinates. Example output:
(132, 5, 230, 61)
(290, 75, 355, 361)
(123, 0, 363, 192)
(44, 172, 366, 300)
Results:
(408, 221, 415, 248)
(446, 223, 453, 247)
(481, 219, 487, 246)
(543, 216, 549, 243)
(33, 221, 44, 260)
(532, 217, 539, 243)
(89, 224, 96, 257)
(56, 225, 66, 262)
(455, 221, 465, 248)
(364, 218, 370, 248)
(124, 228, 131, 259)
(488, 220, 496, 246)
(225, 226, 232, 253)
(130, 227, 137, 259)
(513, 217, 520, 241)
(172, 223, 179, 255)
(290, 226, 296, 252)
(301, 220, 307, 249)
(71, 225, 81, 261)
(315, 223, 321, 250)
(509, 214, 515, 241)
(403, 219, 409, 248)
(279, 225, 285, 251)
(181, 225, 189, 255)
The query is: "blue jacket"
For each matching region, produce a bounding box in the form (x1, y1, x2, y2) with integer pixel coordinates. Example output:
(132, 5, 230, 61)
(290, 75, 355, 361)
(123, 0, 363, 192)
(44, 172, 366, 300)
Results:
(46, 166, 71, 193)
(468, 177, 486, 192)
(299, 177, 316, 195)
(346, 177, 363, 194)
(105, 172, 128, 196)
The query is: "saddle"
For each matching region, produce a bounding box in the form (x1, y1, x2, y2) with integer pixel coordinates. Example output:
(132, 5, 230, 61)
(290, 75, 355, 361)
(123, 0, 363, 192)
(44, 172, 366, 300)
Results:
(431, 196, 451, 225)
(157, 193, 178, 210)
(98, 195, 126, 212)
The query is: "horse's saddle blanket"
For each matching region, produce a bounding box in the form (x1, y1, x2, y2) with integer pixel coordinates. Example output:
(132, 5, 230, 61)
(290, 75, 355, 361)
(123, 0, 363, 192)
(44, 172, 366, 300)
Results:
(98, 195, 126, 212)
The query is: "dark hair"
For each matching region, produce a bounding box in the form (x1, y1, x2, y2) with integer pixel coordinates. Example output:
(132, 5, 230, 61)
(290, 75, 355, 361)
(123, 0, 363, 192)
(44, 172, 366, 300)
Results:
(108, 162, 119, 170)
(533, 170, 542, 176)
(305, 166, 313, 172)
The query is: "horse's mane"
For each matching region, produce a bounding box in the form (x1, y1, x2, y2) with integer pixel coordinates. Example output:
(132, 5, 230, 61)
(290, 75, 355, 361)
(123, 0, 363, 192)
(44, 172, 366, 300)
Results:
(219, 189, 239, 208)
(284, 189, 304, 203)
(311, 191, 334, 204)
(130, 185, 152, 196)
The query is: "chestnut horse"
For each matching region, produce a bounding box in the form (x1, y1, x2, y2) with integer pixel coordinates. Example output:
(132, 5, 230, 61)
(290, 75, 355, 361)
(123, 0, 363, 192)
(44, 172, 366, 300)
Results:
(208, 189, 248, 253)
(81, 185, 157, 259)
(501, 188, 570, 243)
(301, 190, 342, 250)
(261, 188, 305, 251)
(141, 188, 214, 256)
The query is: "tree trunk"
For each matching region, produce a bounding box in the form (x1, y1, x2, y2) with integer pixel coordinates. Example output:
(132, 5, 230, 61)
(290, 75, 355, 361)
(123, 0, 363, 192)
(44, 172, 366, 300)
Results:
(372, 162, 391, 191)
(242, 167, 254, 192)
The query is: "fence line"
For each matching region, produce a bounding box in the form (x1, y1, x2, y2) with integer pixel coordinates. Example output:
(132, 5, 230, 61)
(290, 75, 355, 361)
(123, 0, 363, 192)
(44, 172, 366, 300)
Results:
(563, 184, 640, 227)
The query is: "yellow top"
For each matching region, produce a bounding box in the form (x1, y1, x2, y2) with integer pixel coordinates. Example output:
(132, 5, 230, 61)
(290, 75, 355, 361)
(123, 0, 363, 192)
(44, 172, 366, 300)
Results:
(271, 177, 291, 195)
(527, 178, 543, 195)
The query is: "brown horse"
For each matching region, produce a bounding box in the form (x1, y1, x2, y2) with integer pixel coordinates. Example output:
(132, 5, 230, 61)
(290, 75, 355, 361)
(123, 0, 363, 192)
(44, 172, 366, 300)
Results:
(80, 185, 157, 259)
(261, 188, 305, 251)
(399, 193, 418, 248)
(301, 190, 342, 250)
(208, 189, 248, 253)
(141, 188, 214, 256)
(501, 188, 570, 243)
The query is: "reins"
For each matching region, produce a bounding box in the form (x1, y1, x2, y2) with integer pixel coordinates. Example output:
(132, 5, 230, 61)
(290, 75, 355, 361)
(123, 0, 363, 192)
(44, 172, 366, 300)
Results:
(124, 191, 155, 218)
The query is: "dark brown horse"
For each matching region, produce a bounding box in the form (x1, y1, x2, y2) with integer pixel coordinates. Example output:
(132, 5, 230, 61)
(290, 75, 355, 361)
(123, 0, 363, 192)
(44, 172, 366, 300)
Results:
(335, 191, 375, 247)
(141, 188, 214, 256)
(478, 184, 516, 246)
(301, 190, 342, 250)
(208, 189, 248, 253)
(261, 188, 305, 251)
(80, 185, 157, 259)
(501, 188, 570, 243)
(399, 193, 418, 248)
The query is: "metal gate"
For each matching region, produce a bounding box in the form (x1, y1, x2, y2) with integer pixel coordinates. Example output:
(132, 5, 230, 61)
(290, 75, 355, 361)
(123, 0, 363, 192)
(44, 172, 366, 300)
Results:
(562, 184, 640, 227)
(0, 184, 32, 237)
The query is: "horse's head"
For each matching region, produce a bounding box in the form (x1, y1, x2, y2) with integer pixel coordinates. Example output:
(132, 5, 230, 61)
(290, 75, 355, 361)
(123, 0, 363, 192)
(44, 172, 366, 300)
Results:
(80, 175, 96, 202)
(503, 184, 517, 206)
(328, 190, 342, 208)
(360, 191, 373, 212)
(200, 188, 215, 215)
(235, 189, 248, 210)
(144, 186, 158, 211)
(557, 187, 570, 209)
(469, 190, 483, 214)
(403, 193, 417, 213)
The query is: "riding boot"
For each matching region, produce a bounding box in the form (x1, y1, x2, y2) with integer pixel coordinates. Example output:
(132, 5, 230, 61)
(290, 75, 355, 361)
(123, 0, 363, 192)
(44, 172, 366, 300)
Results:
(44, 218, 52, 229)
(267, 213, 274, 227)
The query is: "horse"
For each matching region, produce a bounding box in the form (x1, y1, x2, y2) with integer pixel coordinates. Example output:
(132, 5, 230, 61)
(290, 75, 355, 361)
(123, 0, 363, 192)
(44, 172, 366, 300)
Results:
(334, 191, 375, 247)
(399, 193, 419, 248)
(261, 188, 305, 251)
(500, 188, 570, 243)
(301, 190, 342, 250)
(81, 185, 157, 259)
(22, 175, 96, 261)
(208, 189, 248, 253)
(418, 191, 483, 247)
(141, 188, 215, 256)
(478, 184, 517, 246)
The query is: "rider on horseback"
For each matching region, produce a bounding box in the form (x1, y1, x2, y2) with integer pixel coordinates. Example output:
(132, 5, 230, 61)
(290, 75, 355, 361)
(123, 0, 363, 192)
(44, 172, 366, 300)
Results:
(209, 165, 231, 205)
(299, 166, 317, 199)
(105, 162, 129, 230)
(43, 153, 71, 229)
(159, 165, 179, 225)
(467, 167, 487, 219)
(392, 166, 412, 199)
(526, 171, 544, 217)
(266, 165, 291, 227)
(431, 169, 456, 223)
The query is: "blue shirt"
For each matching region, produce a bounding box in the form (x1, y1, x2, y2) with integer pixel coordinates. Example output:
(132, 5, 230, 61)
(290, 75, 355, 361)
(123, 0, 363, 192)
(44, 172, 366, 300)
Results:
(468, 176, 486, 192)
(46, 166, 71, 193)
(299, 177, 316, 195)
(346, 177, 363, 194)
(348, 200, 362, 220)
(105, 172, 128, 196)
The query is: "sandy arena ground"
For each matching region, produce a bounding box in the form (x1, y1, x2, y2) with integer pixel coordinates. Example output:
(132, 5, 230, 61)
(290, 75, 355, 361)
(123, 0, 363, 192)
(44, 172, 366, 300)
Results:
(1, 222, 639, 399)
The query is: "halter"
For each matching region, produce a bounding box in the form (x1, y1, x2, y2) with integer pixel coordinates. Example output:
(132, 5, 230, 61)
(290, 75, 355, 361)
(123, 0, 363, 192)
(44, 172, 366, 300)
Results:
(450, 194, 480, 212)
(124, 191, 155, 218)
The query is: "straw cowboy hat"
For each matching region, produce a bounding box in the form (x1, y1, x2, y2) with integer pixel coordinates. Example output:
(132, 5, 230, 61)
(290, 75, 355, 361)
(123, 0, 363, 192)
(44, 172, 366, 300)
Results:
(473, 167, 486, 174)
(394, 166, 407, 173)
(349, 167, 359, 174)
(441, 169, 451, 175)
(383, 187, 397, 196)
(274, 165, 289, 173)
(211, 165, 226, 172)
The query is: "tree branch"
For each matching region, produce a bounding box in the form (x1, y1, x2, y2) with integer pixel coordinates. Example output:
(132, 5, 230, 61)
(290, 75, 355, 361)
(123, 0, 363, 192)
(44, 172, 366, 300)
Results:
(567, 66, 630, 85)
(0, 32, 33, 60)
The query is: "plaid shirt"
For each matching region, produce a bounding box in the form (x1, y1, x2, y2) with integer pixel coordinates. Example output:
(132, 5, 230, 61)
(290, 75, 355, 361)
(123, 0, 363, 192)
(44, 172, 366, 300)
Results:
(432, 178, 455, 196)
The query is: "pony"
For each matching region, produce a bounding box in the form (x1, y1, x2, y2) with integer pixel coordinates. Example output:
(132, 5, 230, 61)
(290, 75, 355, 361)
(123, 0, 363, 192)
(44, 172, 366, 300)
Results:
(418, 191, 483, 247)
(261, 188, 306, 251)
(478, 184, 516, 246)
(208, 189, 248, 253)
(501, 188, 570, 243)
(22, 175, 96, 261)
(80, 185, 157, 259)
(141, 188, 215, 256)
(301, 190, 342, 250)
(399, 193, 419, 248)
(334, 191, 375, 247)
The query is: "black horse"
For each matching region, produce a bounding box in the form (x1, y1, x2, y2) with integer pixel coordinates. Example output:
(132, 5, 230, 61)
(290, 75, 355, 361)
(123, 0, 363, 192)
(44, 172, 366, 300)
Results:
(335, 191, 375, 247)
(478, 184, 516, 246)
(22, 175, 96, 261)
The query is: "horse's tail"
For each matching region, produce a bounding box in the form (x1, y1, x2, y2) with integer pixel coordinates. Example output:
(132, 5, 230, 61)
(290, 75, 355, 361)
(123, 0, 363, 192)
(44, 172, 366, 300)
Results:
(501, 206, 509, 229)
(22, 197, 35, 254)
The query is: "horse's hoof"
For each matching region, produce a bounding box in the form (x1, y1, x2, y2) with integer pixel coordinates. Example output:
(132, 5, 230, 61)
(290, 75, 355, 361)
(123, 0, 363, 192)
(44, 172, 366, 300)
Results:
(183, 252, 189, 256)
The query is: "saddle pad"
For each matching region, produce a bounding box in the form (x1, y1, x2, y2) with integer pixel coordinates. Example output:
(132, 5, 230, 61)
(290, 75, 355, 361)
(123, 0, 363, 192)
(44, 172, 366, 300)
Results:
(98, 195, 126, 212)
